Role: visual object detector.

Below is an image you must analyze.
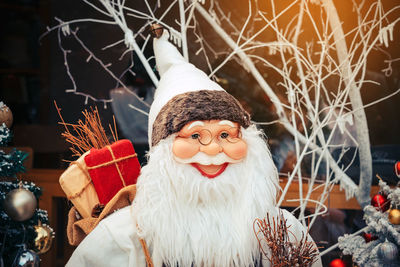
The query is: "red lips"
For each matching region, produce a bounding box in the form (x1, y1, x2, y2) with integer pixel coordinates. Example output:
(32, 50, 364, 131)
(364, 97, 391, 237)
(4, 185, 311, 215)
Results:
(190, 163, 229, 179)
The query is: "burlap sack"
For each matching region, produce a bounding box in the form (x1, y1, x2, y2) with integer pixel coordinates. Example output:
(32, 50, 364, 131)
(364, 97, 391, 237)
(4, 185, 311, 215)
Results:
(67, 184, 136, 246)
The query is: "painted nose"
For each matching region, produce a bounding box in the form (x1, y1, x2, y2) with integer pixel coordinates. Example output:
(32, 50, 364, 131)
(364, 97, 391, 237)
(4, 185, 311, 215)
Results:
(200, 140, 222, 156)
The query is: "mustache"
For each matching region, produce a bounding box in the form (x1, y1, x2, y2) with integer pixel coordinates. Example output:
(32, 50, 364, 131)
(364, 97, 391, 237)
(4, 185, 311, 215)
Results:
(174, 152, 242, 165)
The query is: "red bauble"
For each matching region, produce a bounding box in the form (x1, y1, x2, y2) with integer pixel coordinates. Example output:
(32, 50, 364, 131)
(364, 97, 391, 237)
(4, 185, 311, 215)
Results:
(395, 161, 400, 178)
(371, 193, 390, 212)
(329, 259, 346, 267)
(363, 232, 378, 242)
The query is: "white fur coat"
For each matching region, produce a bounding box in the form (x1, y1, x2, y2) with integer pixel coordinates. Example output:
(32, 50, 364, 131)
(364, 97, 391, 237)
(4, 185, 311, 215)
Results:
(66, 206, 322, 267)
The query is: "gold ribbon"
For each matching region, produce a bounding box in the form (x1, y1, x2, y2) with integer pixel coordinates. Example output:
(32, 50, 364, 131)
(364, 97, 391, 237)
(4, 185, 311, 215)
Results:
(67, 161, 92, 200)
(68, 146, 137, 199)
(86, 145, 138, 188)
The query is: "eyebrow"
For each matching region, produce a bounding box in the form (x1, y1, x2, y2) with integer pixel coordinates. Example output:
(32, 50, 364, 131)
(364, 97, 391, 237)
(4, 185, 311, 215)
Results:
(187, 121, 205, 130)
(218, 120, 235, 127)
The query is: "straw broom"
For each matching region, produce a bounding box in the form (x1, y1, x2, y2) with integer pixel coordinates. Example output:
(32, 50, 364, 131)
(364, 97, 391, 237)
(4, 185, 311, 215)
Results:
(54, 101, 118, 158)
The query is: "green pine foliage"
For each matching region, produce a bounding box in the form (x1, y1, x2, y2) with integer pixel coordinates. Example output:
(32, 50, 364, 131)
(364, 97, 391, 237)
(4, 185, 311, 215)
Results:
(0, 122, 50, 266)
(0, 181, 49, 265)
(0, 123, 27, 178)
(0, 123, 12, 146)
(0, 149, 28, 177)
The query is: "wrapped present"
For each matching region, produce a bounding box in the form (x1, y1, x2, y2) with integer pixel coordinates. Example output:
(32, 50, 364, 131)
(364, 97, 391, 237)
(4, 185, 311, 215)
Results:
(84, 139, 140, 205)
(59, 151, 100, 218)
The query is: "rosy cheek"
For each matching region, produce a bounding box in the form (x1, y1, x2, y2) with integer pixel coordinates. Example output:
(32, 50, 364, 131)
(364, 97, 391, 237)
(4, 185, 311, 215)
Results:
(172, 138, 199, 159)
(223, 140, 247, 160)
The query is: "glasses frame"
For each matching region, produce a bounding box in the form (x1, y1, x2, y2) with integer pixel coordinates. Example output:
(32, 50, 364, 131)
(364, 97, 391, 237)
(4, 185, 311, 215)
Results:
(178, 127, 242, 146)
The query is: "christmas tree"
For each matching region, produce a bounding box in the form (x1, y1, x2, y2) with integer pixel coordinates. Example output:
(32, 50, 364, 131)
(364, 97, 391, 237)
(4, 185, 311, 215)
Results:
(0, 102, 54, 267)
(337, 164, 400, 267)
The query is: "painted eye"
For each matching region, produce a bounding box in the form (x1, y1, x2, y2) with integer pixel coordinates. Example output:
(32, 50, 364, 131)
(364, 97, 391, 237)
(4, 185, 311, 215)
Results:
(191, 133, 200, 139)
(220, 132, 229, 139)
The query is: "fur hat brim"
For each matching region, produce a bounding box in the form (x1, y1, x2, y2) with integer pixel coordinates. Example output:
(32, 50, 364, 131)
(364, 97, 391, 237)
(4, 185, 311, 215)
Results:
(151, 90, 251, 147)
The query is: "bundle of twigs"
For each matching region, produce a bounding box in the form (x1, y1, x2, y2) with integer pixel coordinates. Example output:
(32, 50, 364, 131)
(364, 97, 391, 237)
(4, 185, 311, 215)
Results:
(254, 212, 319, 267)
(55, 101, 118, 158)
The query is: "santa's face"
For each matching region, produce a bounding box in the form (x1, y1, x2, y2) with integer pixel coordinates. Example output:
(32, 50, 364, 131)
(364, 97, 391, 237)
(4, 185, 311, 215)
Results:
(133, 124, 279, 267)
(172, 120, 248, 178)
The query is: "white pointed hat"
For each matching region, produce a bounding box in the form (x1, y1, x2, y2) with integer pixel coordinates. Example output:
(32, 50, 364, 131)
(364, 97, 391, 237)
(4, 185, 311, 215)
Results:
(149, 30, 250, 147)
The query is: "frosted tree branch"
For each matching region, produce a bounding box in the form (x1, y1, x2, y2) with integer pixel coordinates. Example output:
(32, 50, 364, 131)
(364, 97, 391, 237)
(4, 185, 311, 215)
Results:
(47, 0, 400, 234)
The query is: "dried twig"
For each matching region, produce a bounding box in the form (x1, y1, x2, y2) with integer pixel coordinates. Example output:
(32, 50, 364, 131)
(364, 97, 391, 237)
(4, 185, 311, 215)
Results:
(55, 102, 118, 158)
(254, 212, 319, 267)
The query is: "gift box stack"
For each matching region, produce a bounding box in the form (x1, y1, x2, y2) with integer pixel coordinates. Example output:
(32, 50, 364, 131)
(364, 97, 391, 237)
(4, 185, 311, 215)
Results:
(59, 139, 140, 218)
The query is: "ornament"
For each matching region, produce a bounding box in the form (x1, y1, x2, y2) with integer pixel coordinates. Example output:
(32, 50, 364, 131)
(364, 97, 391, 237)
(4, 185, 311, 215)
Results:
(3, 188, 37, 221)
(389, 209, 400, 225)
(329, 258, 346, 267)
(12, 246, 39, 267)
(33, 223, 54, 254)
(371, 193, 390, 212)
(150, 24, 164, 38)
(395, 161, 400, 178)
(0, 103, 13, 128)
(363, 232, 378, 242)
(378, 240, 398, 261)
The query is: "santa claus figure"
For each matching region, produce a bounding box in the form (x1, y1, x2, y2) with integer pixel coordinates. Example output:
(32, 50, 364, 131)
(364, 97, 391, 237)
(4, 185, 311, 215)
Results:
(67, 29, 322, 267)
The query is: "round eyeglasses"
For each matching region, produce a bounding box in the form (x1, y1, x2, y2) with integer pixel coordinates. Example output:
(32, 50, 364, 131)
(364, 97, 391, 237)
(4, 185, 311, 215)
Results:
(178, 127, 242, 146)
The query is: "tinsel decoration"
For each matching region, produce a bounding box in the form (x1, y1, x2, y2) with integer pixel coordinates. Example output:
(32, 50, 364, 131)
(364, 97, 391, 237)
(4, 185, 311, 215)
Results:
(0, 123, 12, 147)
(254, 212, 319, 267)
(0, 149, 28, 177)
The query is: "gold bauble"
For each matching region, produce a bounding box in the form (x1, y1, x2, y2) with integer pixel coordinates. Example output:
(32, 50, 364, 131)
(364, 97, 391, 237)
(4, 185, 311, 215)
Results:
(388, 209, 400, 225)
(34, 224, 54, 255)
(0, 103, 13, 128)
(3, 188, 37, 221)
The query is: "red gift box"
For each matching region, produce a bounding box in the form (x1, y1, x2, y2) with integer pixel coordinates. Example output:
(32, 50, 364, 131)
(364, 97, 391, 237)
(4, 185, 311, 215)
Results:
(84, 139, 140, 205)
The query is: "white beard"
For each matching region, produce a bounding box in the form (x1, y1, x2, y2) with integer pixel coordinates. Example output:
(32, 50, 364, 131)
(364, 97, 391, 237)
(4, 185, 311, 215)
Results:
(132, 125, 279, 267)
